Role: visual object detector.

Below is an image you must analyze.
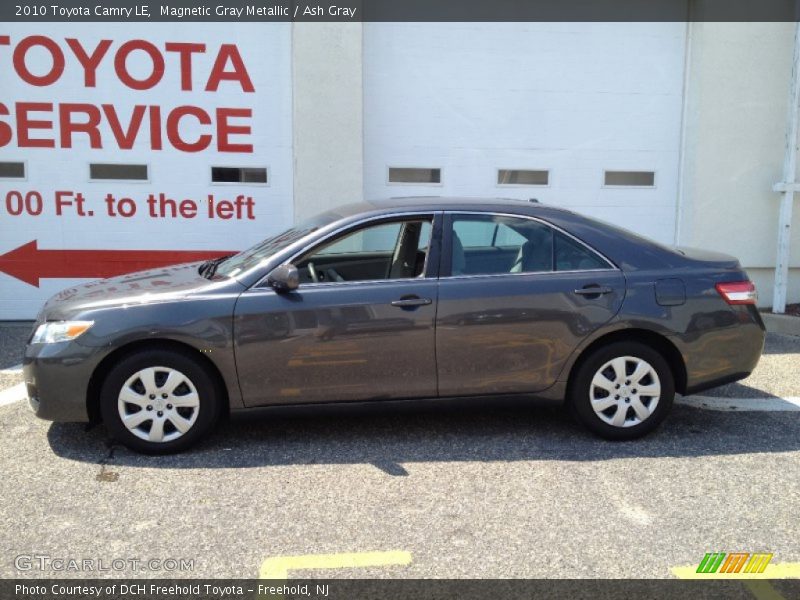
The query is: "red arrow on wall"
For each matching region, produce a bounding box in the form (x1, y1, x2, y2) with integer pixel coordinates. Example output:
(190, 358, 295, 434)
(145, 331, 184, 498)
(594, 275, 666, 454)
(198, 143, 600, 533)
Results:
(0, 240, 235, 287)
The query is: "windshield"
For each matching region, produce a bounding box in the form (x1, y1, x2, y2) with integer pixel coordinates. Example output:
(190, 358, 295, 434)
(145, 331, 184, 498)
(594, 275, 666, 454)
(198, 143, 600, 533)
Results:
(214, 212, 338, 278)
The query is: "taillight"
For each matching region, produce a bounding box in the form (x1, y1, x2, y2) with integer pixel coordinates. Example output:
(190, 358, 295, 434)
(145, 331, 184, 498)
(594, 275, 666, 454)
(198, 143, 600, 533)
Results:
(715, 281, 757, 305)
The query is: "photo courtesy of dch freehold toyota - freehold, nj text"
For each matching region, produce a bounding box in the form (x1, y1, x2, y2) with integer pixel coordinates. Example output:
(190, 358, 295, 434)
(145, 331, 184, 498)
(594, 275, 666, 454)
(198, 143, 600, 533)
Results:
(0, 1, 799, 599)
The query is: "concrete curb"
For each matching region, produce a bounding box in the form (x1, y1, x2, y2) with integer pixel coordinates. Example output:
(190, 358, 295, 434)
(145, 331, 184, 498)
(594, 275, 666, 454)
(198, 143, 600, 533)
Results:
(761, 312, 800, 337)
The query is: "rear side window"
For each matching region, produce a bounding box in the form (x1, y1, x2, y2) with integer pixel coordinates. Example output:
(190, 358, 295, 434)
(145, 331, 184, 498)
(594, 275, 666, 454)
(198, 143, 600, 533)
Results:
(453, 219, 526, 248)
(554, 232, 608, 271)
(450, 214, 553, 276)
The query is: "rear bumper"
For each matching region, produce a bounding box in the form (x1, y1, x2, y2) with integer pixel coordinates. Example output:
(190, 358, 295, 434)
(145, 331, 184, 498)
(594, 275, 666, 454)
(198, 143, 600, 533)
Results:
(683, 371, 755, 396)
(23, 340, 104, 422)
(671, 307, 766, 395)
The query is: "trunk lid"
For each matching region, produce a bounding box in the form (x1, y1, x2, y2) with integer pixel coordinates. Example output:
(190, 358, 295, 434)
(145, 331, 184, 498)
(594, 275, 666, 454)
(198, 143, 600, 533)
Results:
(674, 246, 742, 271)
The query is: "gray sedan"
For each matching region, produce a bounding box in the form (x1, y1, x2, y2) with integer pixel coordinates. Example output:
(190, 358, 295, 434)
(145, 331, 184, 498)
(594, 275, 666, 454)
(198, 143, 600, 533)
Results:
(24, 198, 765, 453)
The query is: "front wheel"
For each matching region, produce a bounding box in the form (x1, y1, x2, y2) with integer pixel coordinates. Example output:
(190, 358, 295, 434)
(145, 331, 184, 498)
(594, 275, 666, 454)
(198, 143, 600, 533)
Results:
(569, 341, 674, 440)
(100, 349, 221, 454)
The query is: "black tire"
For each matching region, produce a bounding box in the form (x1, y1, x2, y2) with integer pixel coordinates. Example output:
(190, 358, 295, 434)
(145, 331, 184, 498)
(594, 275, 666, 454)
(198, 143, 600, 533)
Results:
(568, 341, 674, 440)
(100, 348, 221, 454)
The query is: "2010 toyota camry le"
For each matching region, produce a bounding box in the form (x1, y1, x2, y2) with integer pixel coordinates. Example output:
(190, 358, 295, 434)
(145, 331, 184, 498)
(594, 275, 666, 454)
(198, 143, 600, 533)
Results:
(24, 197, 766, 454)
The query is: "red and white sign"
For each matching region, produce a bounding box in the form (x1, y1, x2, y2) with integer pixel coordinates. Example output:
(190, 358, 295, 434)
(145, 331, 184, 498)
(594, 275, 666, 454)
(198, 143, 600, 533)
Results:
(0, 23, 293, 319)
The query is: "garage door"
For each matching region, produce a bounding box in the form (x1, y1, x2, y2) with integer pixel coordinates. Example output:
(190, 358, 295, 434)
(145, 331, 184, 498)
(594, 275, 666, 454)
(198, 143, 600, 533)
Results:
(0, 23, 292, 319)
(364, 23, 686, 245)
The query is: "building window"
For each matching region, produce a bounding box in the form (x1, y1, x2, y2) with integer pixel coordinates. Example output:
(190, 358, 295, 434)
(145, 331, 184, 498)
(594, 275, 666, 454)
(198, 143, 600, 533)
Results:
(388, 167, 441, 184)
(0, 162, 25, 179)
(498, 169, 549, 186)
(89, 163, 148, 181)
(604, 170, 655, 187)
(211, 166, 268, 184)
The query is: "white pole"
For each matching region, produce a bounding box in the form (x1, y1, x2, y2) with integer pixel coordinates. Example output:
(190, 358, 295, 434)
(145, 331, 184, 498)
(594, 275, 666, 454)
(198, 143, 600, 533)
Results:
(774, 21, 800, 313)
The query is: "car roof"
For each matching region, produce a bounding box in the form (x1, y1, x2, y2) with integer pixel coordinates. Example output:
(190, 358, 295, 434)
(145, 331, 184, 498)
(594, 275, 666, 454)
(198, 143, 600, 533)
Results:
(378, 195, 535, 207)
(337, 196, 578, 218)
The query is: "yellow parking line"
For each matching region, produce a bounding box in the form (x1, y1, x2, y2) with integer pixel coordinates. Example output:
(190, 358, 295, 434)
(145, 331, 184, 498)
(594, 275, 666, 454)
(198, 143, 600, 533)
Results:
(259, 550, 412, 579)
(672, 561, 800, 600)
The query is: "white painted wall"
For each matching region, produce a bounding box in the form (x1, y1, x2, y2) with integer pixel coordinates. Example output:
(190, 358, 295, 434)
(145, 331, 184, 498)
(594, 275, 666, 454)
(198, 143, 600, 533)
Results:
(292, 23, 363, 221)
(678, 22, 800, 306)
(363, 23, 687, 245)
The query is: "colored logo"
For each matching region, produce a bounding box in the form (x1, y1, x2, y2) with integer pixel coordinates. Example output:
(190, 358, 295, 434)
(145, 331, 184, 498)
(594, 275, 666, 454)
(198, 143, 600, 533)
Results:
(697, 552, 773, 574)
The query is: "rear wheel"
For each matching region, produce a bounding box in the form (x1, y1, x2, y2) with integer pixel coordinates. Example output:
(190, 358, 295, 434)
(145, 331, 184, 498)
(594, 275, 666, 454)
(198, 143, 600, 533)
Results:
(100, 349, 220, 454)
(569, 341, 674, 440)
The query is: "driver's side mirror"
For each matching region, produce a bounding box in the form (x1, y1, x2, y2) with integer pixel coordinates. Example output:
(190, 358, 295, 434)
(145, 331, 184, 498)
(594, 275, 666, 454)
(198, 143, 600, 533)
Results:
(267, 264, 299, 292)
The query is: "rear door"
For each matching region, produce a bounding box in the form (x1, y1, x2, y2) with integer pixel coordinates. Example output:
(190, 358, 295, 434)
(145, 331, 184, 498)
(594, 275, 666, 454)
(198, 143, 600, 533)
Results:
(436, 212, 625, 397)
(234, 213, 441, 406)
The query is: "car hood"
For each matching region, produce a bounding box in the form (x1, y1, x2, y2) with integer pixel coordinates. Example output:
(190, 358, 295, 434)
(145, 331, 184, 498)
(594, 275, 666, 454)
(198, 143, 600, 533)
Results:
(38, 262, 243, 320)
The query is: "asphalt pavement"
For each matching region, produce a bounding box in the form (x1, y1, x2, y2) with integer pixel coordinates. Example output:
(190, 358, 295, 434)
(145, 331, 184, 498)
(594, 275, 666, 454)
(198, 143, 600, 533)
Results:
(0, 327, 798, 580)
(0, 322, 28, 391)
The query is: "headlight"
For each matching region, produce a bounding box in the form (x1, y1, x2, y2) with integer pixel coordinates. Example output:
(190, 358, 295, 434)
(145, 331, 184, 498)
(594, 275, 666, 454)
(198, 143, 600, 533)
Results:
(31, 321, 94, 344)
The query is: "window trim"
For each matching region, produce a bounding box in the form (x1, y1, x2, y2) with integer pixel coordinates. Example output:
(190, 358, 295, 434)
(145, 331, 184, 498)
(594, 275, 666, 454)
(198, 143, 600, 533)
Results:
(386, 166, 443, 186)
(0, 160, 27, 181)
(602, 169, 657, 189)
(253, 211, 442, 289)
(88, 162, 149, 183)
(210, 165, 270, 187)
(440, 210, 618, 279)
(495, 168, 551, 188)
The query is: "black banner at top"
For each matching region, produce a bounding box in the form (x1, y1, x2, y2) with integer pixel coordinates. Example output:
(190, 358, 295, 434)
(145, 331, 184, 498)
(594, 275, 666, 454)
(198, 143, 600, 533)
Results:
(1, 0, 799, 22)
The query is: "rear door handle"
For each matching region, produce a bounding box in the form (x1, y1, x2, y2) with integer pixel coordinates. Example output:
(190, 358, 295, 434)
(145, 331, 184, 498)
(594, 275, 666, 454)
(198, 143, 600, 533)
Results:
(391, 296, 432, 308)
(573, 285, 613, 296)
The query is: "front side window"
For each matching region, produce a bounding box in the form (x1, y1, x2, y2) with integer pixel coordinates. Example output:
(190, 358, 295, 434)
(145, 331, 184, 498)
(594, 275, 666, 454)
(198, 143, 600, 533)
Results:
(296, 217, 434, 283)
(316, 222, 403, 256)
(215, 212, 337, 278)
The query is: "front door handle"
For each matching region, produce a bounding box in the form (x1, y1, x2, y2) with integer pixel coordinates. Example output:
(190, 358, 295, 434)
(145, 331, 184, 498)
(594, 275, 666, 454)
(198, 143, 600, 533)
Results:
(391, 296, 432, 308)
(573, 285, 613, 296)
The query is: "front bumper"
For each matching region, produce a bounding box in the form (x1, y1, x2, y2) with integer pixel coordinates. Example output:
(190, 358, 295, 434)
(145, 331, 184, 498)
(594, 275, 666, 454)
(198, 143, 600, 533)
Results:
(24, 339, 105, 422)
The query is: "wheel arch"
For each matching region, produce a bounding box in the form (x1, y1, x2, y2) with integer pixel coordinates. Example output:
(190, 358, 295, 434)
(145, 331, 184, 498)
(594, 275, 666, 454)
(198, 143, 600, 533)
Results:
(565, 328, 688, 396)
(86, 338, 231, 423)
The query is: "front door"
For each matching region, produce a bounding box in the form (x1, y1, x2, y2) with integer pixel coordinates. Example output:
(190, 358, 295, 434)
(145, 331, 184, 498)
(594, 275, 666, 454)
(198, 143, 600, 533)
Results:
(436, 212, 625, 397)
(234, 213, 441, 406)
